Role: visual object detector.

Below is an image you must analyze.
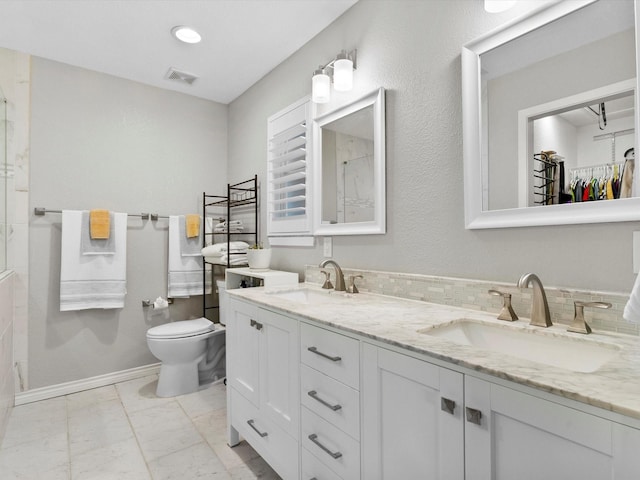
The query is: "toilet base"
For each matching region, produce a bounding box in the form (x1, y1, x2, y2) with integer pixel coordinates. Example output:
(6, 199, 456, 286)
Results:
(155, 352, 205, 397)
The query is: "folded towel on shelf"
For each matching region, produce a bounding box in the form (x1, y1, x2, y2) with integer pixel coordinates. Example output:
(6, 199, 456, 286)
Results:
(89, 209, 110, 239)
(624, 274, 640, 323)
(201, 242, 250, 257)
(219, 253, 249, 266)
(186, 214, 200, 238)
(213, 220, 244, 233)
(169, 215, 210, 297)
(178, 215, 202, 256)
(60, 210, 127, 311)
(81, 211, 116, 255)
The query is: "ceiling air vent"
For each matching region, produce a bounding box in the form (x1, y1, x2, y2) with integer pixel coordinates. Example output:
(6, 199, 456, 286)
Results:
(164, 67, 198, 85)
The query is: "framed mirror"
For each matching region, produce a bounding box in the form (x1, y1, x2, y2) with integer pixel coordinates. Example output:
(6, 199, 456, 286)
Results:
(462, 0, 639, 229)
(312, 87, 386, 235)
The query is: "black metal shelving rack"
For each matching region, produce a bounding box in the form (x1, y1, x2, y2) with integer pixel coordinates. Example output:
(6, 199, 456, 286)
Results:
(202, 175, 258, 319)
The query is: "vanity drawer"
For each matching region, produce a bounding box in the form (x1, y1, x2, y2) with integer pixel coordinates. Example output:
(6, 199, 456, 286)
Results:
(302, 447, 343, 480)
(230, 388, 299, 480)
(301, 407, 360, 480)
(301, 364, 360, 440)
(301, 323, 360, 389)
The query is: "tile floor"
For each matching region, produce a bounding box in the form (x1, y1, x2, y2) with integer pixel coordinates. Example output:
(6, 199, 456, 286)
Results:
(0, 375, 281, 479)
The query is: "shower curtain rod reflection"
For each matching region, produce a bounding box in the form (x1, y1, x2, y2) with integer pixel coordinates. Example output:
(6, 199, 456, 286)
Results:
(33, 208, 170, 221)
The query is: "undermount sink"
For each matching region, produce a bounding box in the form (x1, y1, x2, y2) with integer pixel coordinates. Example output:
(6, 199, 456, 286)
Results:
(266, 288, 351, 304)
(418, 319, 621, 373)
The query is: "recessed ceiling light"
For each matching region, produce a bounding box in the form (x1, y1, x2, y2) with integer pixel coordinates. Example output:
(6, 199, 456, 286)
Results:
(171, 26, 201, 44)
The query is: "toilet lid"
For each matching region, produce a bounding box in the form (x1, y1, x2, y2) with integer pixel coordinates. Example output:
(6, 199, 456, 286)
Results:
(147, 317, 215, 339)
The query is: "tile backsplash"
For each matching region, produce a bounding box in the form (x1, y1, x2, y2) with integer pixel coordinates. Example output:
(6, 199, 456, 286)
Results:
(304, 266, 638, 336)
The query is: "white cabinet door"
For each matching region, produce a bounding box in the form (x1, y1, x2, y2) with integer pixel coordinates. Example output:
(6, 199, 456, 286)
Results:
(464, 375, 640, 480)
(259, 307, 300, 438)
(362, 344, 464, 480)
(227, 298, 260, 407)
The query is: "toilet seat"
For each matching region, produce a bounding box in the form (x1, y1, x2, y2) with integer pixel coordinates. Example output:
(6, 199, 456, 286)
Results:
(146, 317, 216, 339)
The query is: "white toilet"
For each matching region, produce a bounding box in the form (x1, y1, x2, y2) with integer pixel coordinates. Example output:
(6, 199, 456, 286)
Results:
(146, 317, 225, 397)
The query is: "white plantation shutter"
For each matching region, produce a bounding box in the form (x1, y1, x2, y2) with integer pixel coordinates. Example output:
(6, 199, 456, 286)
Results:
(267, 97, 314, 241)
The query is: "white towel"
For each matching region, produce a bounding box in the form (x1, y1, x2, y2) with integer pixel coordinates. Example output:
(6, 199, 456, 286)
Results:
(169, 216, 210, 297)
(624, 274, 640, 323)
(60, 210, 127, 311)
(201, 242, 250, 257)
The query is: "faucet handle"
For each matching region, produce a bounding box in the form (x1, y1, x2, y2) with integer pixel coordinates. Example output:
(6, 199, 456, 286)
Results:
(347, 275, 363, 294)
(488, 289, 518, 321)
(320, 270, 334, 290)
(568, 301, 612, 334)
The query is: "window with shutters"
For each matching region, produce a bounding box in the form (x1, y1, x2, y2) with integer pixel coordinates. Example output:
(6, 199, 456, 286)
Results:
(267, 97, 315, 245)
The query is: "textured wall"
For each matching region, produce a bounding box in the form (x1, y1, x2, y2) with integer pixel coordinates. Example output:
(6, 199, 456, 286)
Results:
(228, 0, 640, 294)
(29, 58, 228, 388)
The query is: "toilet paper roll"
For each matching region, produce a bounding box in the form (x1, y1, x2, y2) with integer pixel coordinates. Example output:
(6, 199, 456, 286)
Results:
(153, 296, 169, 310)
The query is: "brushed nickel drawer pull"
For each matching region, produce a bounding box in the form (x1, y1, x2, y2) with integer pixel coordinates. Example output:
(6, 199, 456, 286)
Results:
(247, 419, 268, 437)
(308, 433, 342, 459)
(441, 397, 456, 415)
(249, 319, 263, 330)
(308, 390, 342, 411)
(465, 407, 482, 425)
(307, 346, 341, 362)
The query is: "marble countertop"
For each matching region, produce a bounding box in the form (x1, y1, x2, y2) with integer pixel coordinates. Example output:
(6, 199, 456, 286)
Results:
(228, 284, 640, 422)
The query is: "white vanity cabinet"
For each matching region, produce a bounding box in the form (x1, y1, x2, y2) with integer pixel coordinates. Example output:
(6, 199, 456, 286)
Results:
(227, 297, 300, 480)
(226, 295, 640, 480)
(299, 322, 361, 480)
(464, 376, 640, 480)
(361, 344, 465, 479)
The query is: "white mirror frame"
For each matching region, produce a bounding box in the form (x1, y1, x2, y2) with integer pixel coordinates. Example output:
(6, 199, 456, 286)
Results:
(312, 87, 386, 236)
(462, 0, 640, 229)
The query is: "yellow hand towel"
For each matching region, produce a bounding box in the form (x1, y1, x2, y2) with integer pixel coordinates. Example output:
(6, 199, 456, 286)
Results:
(185, 214, 200, 238)
(90, 209, 110, 240)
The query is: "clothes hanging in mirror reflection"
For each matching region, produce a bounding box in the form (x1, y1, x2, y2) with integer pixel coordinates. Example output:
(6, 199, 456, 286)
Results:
(568, 158, 633, 203)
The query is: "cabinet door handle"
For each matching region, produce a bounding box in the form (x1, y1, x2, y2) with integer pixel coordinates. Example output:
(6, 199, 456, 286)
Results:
(249, 319, 263, 330)
(308, 390, 342, 411)
(465, 407, 482, 425)
(247, 419, 268, 437)
(308, 433, 342, 459)
(441, 397, 456, 415)
(307, 346, 341, 362)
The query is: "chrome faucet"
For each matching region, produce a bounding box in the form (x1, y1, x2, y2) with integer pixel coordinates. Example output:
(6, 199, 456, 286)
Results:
(319, 259, 346, 292)
(517, 273, 552, 327)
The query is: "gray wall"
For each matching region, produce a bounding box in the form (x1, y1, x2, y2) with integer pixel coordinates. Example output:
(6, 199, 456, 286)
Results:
(228, 0, 640, 294)
(29, 58, 227, 388)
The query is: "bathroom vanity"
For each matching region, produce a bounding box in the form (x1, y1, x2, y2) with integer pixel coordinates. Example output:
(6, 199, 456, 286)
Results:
(225, 284, 640, 479)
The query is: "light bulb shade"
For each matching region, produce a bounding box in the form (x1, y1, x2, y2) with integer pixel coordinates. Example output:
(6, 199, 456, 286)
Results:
(333, 57, 353, 91)
(484, 0, 516, 13)
(312, 70, 331, 103)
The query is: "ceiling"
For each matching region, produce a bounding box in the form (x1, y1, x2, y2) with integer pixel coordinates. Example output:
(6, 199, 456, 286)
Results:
(0, 0, 358, 104)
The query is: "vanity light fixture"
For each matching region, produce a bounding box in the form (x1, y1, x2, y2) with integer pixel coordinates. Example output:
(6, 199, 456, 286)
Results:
(311, 49, 357, 103)
(484, 0, 516, 13)
(171, 25, 201, 44)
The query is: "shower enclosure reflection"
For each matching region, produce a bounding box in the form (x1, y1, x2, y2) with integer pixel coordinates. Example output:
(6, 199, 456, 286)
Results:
(0, 87, 6, 273)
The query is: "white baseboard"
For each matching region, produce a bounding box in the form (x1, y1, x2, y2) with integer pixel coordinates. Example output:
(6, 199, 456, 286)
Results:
(14, 363, 161, 406)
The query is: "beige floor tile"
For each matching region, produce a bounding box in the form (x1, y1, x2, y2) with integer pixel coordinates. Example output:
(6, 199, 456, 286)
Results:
(66, 384, 119, 412)
(192, 407, 229, 447)
(177, 381, 227, 419)
(147, 441, 231, 480)
(68, 398, 135, 456)
(213, 440, 262, 472)
(0, 430, 69, 478)
(1, 397, 67, 449)
(71, 436, 151, 480)
(227, 455, 282, 480)
(115, 375, 171, 414)
(128, 401, 204, 462)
